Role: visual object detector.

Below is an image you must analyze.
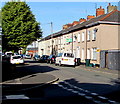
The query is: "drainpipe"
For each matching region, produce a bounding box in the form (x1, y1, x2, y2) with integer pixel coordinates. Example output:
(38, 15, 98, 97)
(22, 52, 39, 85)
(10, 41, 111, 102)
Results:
(86, 28, 88, 60)
(72, 33, 73, 54)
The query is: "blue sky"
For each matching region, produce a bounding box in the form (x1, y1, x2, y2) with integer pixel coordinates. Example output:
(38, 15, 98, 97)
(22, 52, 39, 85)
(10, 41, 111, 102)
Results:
(1, 2, 119, 37)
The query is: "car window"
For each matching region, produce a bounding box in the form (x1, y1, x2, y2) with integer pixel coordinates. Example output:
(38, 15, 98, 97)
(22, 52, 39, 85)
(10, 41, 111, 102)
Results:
(52, 56, 56, 58)
(13, 56, 22, 59)
(26, 55, 30, 56)
(64, 53, 74, 58)
(57, 53, 63, 57)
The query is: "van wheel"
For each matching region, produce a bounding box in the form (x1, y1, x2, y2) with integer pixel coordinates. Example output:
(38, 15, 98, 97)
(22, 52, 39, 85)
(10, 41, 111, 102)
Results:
(59, 61, 61, 66)
(73, 65, 75, 68)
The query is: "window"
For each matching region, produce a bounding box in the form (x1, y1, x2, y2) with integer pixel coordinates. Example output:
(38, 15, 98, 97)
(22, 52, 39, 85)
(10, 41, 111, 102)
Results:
(81, 48, 84, 60)
(58, 38, 61, 44)
(73, 34, 77, 42)
(76, 46, 80, 58)
(87, 31, 90, 41)
(87, 48, 90, 59)
(61, 36, 63, 44)
(91, 48, 97, 60)
(92, 29, 96, 40)
(82, 32, 85, 42)
(78, 33, 80, 42)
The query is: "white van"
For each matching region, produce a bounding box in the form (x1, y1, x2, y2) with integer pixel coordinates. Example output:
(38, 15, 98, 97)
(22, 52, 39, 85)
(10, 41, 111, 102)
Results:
(5, 51, 13, 56)
(55, 53, 76, 66)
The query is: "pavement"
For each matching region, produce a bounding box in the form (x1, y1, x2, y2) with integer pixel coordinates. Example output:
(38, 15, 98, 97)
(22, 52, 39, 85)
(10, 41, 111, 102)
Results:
(2, 73, 58, 84)
(75, 64, 120, 84)
(2, 73, 59, 92)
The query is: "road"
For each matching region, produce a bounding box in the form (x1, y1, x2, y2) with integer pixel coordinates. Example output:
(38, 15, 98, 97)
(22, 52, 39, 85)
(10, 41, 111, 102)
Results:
(2, 59, 120, 104)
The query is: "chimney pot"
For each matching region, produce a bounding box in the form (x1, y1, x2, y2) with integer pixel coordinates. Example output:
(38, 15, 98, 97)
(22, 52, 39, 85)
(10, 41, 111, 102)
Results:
(108, 3, 111, 6)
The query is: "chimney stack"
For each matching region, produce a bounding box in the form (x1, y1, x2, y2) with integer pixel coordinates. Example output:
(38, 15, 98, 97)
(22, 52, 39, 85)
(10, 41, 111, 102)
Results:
(63, 23, 73, 29)
(96, 6, 105, 17)
(72, 21, 80, 26)
(87, 15, 95, 20)
(79, 18, 86, 23)
(107, 3, 117, 13)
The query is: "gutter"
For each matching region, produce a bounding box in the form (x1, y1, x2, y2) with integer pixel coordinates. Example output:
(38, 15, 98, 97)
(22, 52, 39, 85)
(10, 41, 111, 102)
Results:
(86, 21, 120, 27)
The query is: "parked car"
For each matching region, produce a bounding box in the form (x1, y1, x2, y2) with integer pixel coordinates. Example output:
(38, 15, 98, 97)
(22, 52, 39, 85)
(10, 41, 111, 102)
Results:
(2, 55, 11, 63)
(47, 55, 56, 64)
(55, 53, 76, 67)
(33, 55, 40, 61)
(10, 55, 24, 64)
(24, 54, 31, 59)
(39, 55, 49, 63)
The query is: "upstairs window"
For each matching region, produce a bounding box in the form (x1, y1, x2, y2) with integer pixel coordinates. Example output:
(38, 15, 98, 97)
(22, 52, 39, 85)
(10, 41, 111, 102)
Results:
(82, 32, 85, 42)
(73, 34, 77, 42)
(87, 30, 90, 41)
(92, 28, 97, 41)
(78, 33, 80, 42)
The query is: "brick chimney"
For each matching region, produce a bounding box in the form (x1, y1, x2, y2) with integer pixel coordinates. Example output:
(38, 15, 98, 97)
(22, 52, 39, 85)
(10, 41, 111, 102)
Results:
(79, 18, 86, 23)
(72, 21, 80, 26)
(96, 6, 105, 17)
(63, 23, 73, 29)
(87, 15, 95, 20)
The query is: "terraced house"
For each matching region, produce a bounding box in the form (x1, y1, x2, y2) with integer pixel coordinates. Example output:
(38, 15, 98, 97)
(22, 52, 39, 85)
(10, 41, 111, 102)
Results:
(38, 3, 120, 70)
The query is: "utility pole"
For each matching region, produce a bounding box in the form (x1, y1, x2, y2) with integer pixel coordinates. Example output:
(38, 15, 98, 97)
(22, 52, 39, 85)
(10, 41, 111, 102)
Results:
(41, 22, 53, 55)
(50, 22, 53, 34)
(50, 22, 53, 55)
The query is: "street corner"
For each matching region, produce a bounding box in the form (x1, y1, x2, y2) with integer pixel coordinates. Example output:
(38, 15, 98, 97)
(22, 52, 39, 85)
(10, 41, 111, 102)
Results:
(18, 73, 59, 85)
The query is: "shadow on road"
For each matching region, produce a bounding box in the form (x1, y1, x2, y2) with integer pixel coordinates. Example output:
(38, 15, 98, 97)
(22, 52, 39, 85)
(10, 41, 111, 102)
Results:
(2, 76, 120, 103)
(2, 62, 59, 82)
(43, 78, 120, 103)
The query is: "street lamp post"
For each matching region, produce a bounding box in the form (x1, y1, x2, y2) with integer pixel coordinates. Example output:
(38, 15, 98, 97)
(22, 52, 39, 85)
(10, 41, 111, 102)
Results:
(50, 22, 53, 55)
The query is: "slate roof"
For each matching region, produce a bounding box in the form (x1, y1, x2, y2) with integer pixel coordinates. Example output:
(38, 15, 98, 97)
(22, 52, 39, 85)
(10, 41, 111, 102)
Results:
(41, 10, 120, 41)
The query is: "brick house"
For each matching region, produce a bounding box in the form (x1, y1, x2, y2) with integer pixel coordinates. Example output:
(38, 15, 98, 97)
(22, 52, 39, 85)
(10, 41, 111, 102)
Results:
(38, 4, 120, 70)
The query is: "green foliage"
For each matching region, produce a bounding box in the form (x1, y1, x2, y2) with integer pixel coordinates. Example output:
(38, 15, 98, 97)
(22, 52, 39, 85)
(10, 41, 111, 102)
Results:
(0, 10, 1, 26)
(2, 2, 42, 52)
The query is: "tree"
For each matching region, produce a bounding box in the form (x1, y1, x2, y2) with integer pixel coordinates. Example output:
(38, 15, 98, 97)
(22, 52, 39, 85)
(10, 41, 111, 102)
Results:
(2, 2, 42, 52)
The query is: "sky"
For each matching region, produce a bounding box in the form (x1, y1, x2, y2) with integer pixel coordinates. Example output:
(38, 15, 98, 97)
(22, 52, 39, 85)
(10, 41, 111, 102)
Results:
(1, 1, 119, 38)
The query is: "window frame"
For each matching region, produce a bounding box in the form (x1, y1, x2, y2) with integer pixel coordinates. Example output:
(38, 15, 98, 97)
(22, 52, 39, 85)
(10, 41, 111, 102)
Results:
(92, 29, 96, 41)
(87, 30, 91, 41)
(91, 47, 97, 60)
(82, 32, 85, 42)
(77, 33, 80, 42)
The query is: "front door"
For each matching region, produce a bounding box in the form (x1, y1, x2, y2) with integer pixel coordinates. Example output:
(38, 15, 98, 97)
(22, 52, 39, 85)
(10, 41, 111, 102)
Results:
(105, 52, 108, 68)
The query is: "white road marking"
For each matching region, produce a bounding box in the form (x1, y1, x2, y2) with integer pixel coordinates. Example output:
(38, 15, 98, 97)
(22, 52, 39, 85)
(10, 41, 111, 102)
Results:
(6, 95, 29, 99)
(57, 81, 118, 104)
(98, 96, 108, 100)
